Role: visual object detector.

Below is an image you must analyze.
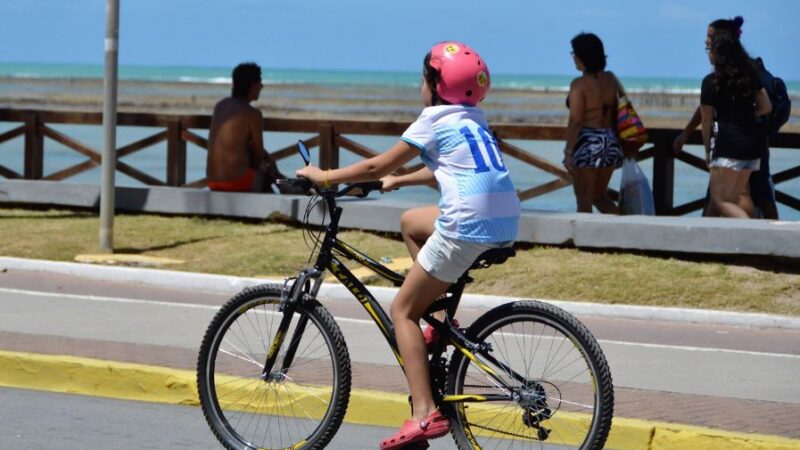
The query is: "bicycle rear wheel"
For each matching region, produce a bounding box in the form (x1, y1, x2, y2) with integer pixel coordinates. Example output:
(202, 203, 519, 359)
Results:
(446, 301, 613, 450)
(197, 284, 351, 450)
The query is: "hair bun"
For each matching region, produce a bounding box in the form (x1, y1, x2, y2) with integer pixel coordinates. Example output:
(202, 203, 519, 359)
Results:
(733, 16, 744, 29)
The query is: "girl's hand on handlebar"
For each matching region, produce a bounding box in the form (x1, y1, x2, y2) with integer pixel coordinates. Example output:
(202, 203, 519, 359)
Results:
(295, 165, 325, 186)
(379, 174, 401, 193)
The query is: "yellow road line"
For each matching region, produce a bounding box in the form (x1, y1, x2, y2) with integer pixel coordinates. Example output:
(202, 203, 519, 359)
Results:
(1, 351, 798, 450)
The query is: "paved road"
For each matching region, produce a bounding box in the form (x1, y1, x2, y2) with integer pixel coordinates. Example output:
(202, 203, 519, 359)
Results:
(1, 270, 798, 402)
(1, 387, 460, 450)
(1, 269, 799, 438)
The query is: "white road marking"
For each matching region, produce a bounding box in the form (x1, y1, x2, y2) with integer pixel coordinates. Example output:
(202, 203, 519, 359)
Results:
(1, 287, 798, 360)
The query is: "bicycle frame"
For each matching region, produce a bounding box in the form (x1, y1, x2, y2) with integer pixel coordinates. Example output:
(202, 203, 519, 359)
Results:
(262, 188, 526, 404)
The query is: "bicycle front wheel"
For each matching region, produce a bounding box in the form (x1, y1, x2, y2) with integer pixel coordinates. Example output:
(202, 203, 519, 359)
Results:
(197, 284, 351, 450)
(446, 300, 613, 450)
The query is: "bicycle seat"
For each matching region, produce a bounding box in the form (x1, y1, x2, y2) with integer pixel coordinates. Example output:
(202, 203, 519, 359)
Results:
(468, 247, 516, 271)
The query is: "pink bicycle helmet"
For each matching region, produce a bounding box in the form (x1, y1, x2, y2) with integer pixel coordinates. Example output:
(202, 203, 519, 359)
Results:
(428, 41, 490, 106)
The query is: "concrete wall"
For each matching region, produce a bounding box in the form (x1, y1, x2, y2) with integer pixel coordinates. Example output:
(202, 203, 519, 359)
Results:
(2, 179, 799, 258)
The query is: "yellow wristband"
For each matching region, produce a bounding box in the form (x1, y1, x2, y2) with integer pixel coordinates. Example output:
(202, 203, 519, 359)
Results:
(322, 170, 330, 189)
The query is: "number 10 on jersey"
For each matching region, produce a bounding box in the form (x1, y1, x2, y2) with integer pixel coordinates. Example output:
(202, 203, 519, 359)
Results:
(460, 126, 508, 173)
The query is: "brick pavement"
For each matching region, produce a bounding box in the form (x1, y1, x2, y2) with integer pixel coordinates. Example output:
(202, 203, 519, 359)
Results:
(2, 330, 798, 439)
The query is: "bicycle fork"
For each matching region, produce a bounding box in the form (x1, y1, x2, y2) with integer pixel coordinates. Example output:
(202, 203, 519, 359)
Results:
(260, 269, 322, 381)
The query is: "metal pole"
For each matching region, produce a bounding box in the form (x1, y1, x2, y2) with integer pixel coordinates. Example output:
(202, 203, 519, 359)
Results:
(100, 0, 119, 252)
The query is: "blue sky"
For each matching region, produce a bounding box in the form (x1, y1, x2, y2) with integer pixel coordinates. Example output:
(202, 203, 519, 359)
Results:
(1, 0, 798, 80)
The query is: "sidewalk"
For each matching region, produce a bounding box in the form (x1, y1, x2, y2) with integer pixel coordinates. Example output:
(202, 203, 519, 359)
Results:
(1, 258, 799, 449)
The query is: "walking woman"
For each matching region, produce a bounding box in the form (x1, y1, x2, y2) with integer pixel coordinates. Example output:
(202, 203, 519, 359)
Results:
(701, 29, 771, 218)
(563, 33, 627, 213)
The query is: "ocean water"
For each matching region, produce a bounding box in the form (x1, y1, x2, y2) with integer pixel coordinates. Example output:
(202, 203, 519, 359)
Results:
(0, 62, 798, 220)
(3, 62, 799, 94)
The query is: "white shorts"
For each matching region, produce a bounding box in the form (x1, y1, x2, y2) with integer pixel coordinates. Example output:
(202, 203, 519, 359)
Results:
(709, 157, 761, 171)
(417, 230, 512, 283)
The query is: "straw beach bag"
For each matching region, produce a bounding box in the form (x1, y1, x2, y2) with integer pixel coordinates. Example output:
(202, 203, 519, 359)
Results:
(614, 77, 648, 151)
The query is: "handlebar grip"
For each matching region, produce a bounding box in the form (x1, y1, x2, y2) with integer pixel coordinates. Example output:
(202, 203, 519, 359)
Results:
(276, 177, 313, 195)
(338, 180, 384, 198)
(360, 180, 384, 192)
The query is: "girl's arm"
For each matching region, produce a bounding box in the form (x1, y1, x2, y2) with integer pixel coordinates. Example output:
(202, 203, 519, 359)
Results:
(685, 106, 702, 131)
(700, 104, 714, 164)
(296, 140, 418, 186)
(673, 106, 701, 154)
(754, 88, 772, 117)
(381, 167, 437, 192)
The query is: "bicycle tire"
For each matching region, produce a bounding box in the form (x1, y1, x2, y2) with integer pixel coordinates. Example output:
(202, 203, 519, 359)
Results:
(197, 284, 352, 450)
(446, 300, 613, 450)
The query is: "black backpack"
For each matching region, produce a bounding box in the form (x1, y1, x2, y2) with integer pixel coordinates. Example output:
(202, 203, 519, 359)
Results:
(755, 57, 791, 135)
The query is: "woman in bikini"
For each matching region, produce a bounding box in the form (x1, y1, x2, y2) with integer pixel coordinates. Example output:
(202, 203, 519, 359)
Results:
(564, 32, 630, 213)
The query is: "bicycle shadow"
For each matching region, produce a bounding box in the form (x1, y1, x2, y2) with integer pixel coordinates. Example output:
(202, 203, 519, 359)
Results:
(0, 212, 93, 220)
(114, 236, 221, 254)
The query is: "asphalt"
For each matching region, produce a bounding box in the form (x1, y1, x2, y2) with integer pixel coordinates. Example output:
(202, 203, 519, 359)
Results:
(2, 387, 461, 450)
(1, 256, 799, 450)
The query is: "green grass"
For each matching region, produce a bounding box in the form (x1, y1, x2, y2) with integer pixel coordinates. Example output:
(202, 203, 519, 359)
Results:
(1, 208, 798, 316)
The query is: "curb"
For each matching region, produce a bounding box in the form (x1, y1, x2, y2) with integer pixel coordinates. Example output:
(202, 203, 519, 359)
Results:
(1, 256, 799, 330)
(1, 351, 798, 450)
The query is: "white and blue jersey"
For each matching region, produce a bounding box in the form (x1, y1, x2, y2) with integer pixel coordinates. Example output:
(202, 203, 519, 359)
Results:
(401, 105, 520, 243)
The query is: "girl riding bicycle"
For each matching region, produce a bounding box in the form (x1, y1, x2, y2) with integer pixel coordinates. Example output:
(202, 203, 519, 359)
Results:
(296, 41, 521, 449)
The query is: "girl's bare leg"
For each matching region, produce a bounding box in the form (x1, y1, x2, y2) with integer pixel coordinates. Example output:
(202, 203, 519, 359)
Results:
(399, 206, 447, 324)
(737, 186, 757, 218)
(710, 168, 752, 219)
(399, 206, 438, 260)
(592, 166, 619, 214)
(390, 263, 451, 420)
(573, 168, 598, 213)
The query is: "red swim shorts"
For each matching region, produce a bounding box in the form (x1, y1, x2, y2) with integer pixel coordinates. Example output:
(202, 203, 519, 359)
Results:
(207, 169, 256, 192)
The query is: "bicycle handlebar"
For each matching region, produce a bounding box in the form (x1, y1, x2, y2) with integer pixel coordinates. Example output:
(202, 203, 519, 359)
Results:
(343, 180, 383, 198)
(277, 178, 383, 198)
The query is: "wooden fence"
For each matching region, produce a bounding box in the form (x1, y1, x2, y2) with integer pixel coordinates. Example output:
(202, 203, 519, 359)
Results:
(1, 108, 799, 215)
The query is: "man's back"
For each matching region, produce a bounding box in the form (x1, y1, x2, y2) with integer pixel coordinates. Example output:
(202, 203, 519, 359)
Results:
(207, 97, 259, 182)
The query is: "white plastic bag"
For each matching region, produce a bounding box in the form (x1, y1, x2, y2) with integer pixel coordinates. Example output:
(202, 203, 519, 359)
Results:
(618, 157, 655, 215)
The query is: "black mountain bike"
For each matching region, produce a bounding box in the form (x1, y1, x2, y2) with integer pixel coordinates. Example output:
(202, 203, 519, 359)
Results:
(197, 143, 614, 450)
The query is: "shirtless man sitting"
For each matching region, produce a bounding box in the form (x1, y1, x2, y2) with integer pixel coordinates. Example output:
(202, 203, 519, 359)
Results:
(206, 62, 288, 193)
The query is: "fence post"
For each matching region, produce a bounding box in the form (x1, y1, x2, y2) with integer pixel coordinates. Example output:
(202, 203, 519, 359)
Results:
(319, 124, 339, 170)
(652, 137, 675, 215)
(23, 113, 44, 179)
(166, 119, 186, 186)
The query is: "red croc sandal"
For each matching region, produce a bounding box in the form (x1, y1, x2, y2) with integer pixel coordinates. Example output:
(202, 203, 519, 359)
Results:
(379, 410, 450, 450)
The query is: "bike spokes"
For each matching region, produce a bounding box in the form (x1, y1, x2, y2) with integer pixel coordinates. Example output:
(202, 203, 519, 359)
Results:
(448, 301, 614, 450)
(198, 286, 351, 450)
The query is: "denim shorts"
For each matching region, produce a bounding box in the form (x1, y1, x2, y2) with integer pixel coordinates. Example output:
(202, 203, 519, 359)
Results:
(417, 230, 511, 283)
(709, 157, 761, 171)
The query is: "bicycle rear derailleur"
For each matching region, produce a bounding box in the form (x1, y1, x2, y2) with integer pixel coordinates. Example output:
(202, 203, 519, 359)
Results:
(519, 382, 553, 441)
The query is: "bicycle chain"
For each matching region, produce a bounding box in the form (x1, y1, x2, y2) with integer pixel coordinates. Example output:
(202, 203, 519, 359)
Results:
(463, 384, 493, 389)
(466, 422, 539, 441)
(458, 384, 555, 443)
